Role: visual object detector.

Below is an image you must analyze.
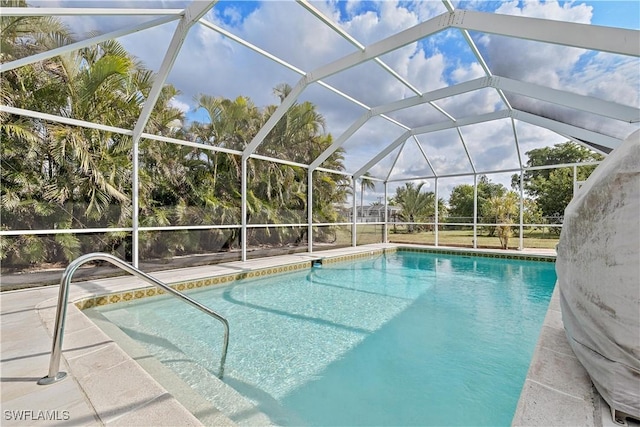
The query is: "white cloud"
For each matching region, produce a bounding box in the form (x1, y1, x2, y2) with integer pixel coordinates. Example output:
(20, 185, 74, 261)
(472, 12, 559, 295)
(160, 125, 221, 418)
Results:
(450, 61, 485, 84)
(479, 1, 593, 88)
(221, 6, 243, 26)
(494, 0, 593, 23)
(568, 53, 639, 107)
(168, 97, 190, 113)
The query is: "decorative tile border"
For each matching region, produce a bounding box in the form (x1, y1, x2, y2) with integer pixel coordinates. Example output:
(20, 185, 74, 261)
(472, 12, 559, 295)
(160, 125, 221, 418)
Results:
(74, 260, 313, 310)
(320, 249, 386, 265)
(74, 247, 553, 310)
(396, 246, 555, 262)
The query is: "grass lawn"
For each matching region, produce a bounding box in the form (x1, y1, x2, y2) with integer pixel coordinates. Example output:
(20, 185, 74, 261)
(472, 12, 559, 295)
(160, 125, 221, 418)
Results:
(337, 225, 559, 250)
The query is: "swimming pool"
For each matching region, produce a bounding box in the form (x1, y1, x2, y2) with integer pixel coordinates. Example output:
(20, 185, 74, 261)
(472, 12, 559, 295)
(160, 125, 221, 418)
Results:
(87, 250, 556, 426)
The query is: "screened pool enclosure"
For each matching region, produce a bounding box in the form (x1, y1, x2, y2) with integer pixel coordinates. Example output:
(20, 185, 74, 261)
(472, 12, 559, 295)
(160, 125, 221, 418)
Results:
(1, 0, 638, 272)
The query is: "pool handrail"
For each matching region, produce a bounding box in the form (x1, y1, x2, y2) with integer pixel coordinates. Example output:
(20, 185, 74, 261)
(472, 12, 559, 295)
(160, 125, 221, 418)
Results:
(38, 252, 229, 385)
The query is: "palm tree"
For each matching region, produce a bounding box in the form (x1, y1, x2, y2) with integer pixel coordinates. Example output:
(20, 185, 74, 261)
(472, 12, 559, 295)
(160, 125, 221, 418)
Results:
(1, 7, 82, 265)
(1, 14, 185, 266)
(0, 0, 73, 62)
(189, 94, 261, 249)
(393, 182, 444, 233)
(486, 192, 519, 249)
(359, 172, 376, 222)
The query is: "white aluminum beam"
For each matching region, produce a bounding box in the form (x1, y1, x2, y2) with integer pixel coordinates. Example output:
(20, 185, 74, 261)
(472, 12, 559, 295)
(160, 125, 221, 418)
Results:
(0, 228, 132, 236)
(491, 76, 640, 122)
(317, 10, 456, 117)
(562, 135, 610, 156)
(519, 172, 524, 250)
(434, 177, 439, 246)
(315, 167, 352, 177)
(0, 7, 183, 16)
(511, 118, 524, 169)
(384, 141, 407, 182)
(461, 25, 513, 110)
(526, 161, 601, 171)
(246, 223, 308, 228)
(413, 135, 438, 178)
(309, 9, 639, 86)
(383, 182, 388, 243)
(385, 170, 508, 182)
(384, 161, 602, 183)
(249, 154, 309, 170)
(241, 157, 247, 261)
(139, 224, 241, 232)
(0, 15, 179, 73)
(354, 110, 510, 179)
(354, 130, 411, 179)
(429, 102, 457, 121)
(130, 1, 217, 267)
(0, 105, 133, 135)
(297, 0, 363, 49)
(473, 173, 478, 248)
(316, 81, 370, 110)
(142, 133, 242, 156)
(441, 0, 513, 110)
(242, 77, 309, 158)
(2, 105, 332, 170)
(309, 13, 448, 82)
(298, 94, 373, 170)
(456, 127, 477, 174)
(372, 78, 490, 115)
(357, 175, 384, 182)
(297, 0, 422, 96)
(413, 109, 511, 135)
(131, 1, 215, 144)
(200, 17, 411, 158)
(513, 110, 623, 150)
(351, 177, 357, 247)
(454, 10, 640, 57)
(2, 105, 248, 158)
(310, 78, 490, 172)
(307, 170, 313, 253)
(374, 59, 422, 96)
(199, 19, 306, 75)
(382, 114, 411, 131)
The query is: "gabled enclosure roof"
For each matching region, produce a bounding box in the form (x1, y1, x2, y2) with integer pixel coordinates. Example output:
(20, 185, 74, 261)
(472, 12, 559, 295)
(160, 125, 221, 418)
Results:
(1, 0, 639, 184)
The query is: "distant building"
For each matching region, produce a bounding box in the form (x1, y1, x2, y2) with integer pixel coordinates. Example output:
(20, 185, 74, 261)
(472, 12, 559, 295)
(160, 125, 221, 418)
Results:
(343, 204, 402, 223)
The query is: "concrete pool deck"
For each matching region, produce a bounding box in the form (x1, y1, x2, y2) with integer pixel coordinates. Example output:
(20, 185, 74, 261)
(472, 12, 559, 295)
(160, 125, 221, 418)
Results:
(0, 244, 625, 426)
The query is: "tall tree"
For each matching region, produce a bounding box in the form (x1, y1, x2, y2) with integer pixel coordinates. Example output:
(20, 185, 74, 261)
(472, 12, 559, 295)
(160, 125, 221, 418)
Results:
(447, 176, 507, 226)
(186, 86, 347, 249)
(393, 182, 446, 233)
(512, 141, 603, 223)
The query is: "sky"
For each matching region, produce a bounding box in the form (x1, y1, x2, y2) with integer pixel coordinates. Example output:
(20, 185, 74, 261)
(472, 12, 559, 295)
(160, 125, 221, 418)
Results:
(25, 0, 640, 203)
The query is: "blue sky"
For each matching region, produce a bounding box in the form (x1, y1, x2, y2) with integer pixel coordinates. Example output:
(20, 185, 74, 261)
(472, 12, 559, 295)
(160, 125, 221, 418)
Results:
(27, 0, 640, 201)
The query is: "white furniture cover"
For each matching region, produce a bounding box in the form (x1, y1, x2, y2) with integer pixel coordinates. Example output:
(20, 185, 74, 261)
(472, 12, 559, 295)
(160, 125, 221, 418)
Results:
(557, 130, 640, 419)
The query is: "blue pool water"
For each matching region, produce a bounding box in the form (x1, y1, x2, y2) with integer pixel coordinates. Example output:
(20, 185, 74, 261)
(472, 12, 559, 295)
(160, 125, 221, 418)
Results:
(90, 251, 556, 426)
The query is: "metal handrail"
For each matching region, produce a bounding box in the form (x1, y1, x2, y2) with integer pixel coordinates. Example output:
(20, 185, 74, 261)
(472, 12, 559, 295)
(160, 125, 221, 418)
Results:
(38, 252, 229, 385)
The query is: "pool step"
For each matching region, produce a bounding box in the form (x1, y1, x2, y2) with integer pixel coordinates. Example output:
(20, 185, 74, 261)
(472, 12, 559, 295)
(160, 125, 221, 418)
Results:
(87, 308, 276, 426)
